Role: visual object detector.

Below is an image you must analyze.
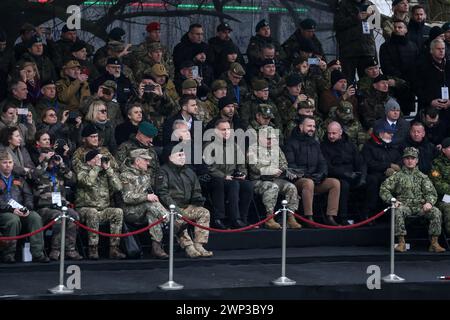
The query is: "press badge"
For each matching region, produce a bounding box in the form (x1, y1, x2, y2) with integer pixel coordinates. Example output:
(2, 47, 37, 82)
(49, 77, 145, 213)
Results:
(441, 87, 449, 100)
(362, 21, 370, 34)
(52, 192, 62, 206)
(8, 199, 23, 209)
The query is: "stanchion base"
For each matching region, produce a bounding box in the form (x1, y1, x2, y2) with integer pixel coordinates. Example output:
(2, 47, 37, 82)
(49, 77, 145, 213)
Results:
(159, 281, 184, 291)
(272, 276, 296, 286)
(382, 274, 405, 283)
(48, 285, 74, 294)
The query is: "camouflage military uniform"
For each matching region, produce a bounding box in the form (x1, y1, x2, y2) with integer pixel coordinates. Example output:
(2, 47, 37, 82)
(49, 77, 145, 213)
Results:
(247, 139, 299, 213)
(275, 88, 300, 135)
(253, 74, 285, 100)
(360, 88, 390, 130)
(240, 95, 281, 129)
(120, 164, 167, 242)
(76, 164, 123, 246)
(380, 167, 442, 236)
(72, 146, 118, 174)
(202, 93, 220, 125)
(134, 40, 174, 79)
(381, 14, 410, 40)
(430, 154, 450, 234)
(115, 135, 160, 183)
(34, 161, 79, 252)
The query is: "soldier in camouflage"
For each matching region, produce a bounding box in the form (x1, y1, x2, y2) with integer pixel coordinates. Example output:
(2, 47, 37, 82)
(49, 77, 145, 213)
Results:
(430, 138, 450, 237)
(33, 153, 83, 261)
(380, 147, 445, 253)
(284, 100, 324, 141)
(203, 79, 228, 125)
(76, 149, 126, 260)
(360, 74, 391, 130)
(246, 19, 281, 65)
(247, 126, 301, 230)
(120, 149, 169, 259)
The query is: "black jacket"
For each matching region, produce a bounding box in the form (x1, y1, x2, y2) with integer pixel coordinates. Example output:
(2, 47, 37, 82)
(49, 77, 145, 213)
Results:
(407, 20, 430, 50)
(373, 117, 410, 145)
(284, 127, 327, 179)
(90, 72, 133, 107)
(379, 34, 418, 83)
(320, 134, 366, 181)
(115, 120, 139, 146)
(361, 133, 402, 175)
(172, 33, 211, 72)
(400, 135, 438, 174)
(416, 55, 450, 109)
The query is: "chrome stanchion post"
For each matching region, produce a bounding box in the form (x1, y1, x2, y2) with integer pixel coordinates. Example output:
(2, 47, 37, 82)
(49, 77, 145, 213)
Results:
(159, 204, 183, 290)
(382, 198, 405, 283)
(49, 206, 74, 294)
(272, 200, 296, 286)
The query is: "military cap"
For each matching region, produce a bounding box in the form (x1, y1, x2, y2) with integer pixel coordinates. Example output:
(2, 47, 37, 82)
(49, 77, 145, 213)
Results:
(180, 60, 195, 70)
(259, 59, 276, 67)
(150, 63, 169, 77)
(373, 73, 389, 84)
(384, 97, 401, 113)
(286, 73, 303, 87)
(298, 100, 315, 109)
(109, 27, 126, 42)
(146, 22, 160, 33)
(331, 70, 346, 87)
(106, 57, 121, 66)
(374, 121, 397, 134)
(192, 42, 208, 56)
(337, 101, 353, 114)
(211, 79, 227, 91)
(257, 104, 275, 119)
(62, 60, 81, 69)
(182, 79, 198, 89)
(101, 80, 117, 91)
(442, 137, 450, 149)
(70, 40, 87, 53)
(20, 23, 35, 34)
(85, 149, 100, 162)
(363, 56, 379, 70)
(327, 59, 341, 69)
(442, 22, 450, 32)
(61, 24, 76, 34)
(229, 62, 245, 76)
(402, 147, 419, 159)
(27, 35, 43, 48)
(107, 41, 125, 53)
(147, 42, 163, 52)
(81, 123, 99, 137)
(392, 0, 407, 6)
(138, 121, 158, 138)
(41, 79, 56, 88)
(218, 96, 237, 110)
(130, 148, 152, 161)
(252, 79, 269, 91)
(255, 19, 270, 32)
(299, 18, 317, 31)
(429, 26, 444, 42)
(0, 151, 12, 161)
(217, 22, 233, 32)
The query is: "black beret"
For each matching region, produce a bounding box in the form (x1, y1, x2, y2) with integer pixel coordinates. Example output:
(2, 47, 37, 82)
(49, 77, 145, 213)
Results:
(299, 18, 316, 30)
(286, 73, 303, 87)
(70, 40, 87, 53)
(85, 149, 100, 162)
(81, 123, 98, 138)
(373, 73, 389, 83)
(218, 96, 237, 110)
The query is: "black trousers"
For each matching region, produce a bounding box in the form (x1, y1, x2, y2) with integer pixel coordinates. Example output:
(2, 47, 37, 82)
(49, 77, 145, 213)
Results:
(209, 177, 254, 223)
(363, 174, 385, 218)
(340, 56, 371, 83)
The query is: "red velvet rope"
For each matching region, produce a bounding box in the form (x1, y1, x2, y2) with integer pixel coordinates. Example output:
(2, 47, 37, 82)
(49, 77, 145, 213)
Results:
(0, 219, 57, 241)
(293, 208, 389, 230)
(73, 216, 166, 237)
(180, 213, 277, 233)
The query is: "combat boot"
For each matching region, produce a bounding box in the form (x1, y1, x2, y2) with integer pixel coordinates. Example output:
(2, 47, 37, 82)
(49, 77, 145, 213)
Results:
(66, 250, 83, 260)
(429, 236, 446, 253)
(395, 236, 407, 252)
(185, 245, 202, 258)
(88, 245, 99, 260)
(265, 215, 281, 230)
(193, 243, 213, 257)
(109, 246, 126, 259)
(287, 214, 302, 229)
(151, 241, 168, 259)
(49, 250, 60, 261)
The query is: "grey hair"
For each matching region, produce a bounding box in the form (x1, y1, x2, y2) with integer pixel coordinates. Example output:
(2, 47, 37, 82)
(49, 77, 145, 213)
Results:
(430, 38, 445, 53)
(172, 119, 189, 130)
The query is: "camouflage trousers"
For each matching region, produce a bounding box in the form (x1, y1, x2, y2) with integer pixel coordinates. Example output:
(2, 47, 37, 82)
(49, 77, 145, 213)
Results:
(78, 207, 123, 246)
(253, 179, 299, 214)
(395, 205, 442, 236)
(38, 207, 80, 251)
(178, 205, 210, 249)
(123, 202, 168, 243)
(437, 202, 450, 234)
(0, 211, 44, 256)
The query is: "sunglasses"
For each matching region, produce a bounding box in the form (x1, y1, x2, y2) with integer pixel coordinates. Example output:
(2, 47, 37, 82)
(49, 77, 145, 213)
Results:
(99, 109, 107, 114)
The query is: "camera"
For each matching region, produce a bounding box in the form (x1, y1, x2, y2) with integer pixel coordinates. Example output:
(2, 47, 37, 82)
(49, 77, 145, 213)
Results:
(66, 111, 80, 125)
(101, 156, 110, 164)
(49, 154, 62, 163)
(143, 84, 156, 93)
(54, 139, 67, 155)
(232, 169, 245, 178)
(308, 58, 320, 65)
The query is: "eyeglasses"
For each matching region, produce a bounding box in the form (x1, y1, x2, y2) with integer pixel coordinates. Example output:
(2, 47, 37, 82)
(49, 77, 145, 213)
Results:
(98, 109, 107, 114)
(47, 113, 57, 117)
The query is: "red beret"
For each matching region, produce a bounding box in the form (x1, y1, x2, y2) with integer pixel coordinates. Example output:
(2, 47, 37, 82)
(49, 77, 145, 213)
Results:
(146, 22, 160, 32)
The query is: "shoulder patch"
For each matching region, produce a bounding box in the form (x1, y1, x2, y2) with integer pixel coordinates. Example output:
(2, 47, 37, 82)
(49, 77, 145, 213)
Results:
(431, 170, 441, 178)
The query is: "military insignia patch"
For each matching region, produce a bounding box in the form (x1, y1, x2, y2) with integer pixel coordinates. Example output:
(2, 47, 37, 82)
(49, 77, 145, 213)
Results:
(431, 170, 441, 177)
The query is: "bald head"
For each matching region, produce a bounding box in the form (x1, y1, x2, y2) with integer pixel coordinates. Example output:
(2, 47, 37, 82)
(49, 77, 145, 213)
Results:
(327, 121, 343, 143)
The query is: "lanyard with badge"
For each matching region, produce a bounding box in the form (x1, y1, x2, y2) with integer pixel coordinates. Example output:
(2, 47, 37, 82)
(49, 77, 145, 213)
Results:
(1, 175, 12, 200)
(48, 169, 62, 206)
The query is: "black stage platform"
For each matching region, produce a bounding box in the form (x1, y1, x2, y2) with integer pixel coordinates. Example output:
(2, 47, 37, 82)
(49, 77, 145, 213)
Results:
(1, 225, 450, 300)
